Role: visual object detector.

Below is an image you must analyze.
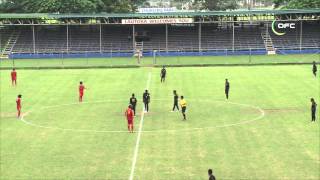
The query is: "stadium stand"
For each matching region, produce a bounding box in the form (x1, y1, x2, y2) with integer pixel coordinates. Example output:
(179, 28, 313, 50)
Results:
(1, 22, 319, 54)
(202, 25, 265, 50)
(270, 22, 320, 50)
(0, 29, 11, 50)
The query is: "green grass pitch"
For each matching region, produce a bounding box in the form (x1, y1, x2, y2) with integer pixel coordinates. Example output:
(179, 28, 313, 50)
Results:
(0, 60, 319, 179)
(1, 54, 319, 68)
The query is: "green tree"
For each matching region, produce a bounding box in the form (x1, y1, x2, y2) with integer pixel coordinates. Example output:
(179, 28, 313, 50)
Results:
(273, 0, 320, 9)
(0, 0, 146, 13)
(194, 0, 238, 11)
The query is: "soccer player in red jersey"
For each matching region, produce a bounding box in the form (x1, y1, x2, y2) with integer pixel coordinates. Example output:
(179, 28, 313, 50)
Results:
(16, 94, 22, 118)
(79, 81, 86, 102)
(125, 105, 134, 133)
(11, 68, 17, 86)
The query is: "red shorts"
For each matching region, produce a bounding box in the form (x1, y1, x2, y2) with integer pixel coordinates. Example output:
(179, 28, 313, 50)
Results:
(17, 106, 21, 111)
(12, 78, 16, 81)
(79, 92, 83, 97)
(127, 119, 133, 125)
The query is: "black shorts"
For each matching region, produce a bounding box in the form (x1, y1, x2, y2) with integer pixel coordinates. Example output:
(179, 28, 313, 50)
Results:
(182, 106, 186, 113)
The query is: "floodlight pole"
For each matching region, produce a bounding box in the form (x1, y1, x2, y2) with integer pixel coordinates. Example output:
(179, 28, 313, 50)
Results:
(66, 24, 69, 54)
(199, 23, 202, 52)
(232, 22, 235, 52)
(32, 25, 36, 54)
(165, 24, 168, 52)
(299, 20, 303, 52)
(99, 24, 102, 54)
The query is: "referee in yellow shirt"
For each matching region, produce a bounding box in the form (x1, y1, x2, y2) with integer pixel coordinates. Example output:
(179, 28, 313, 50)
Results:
(180, 96, 187, 120)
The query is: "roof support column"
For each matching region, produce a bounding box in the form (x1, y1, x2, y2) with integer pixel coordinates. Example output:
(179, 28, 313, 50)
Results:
(32, 25, 36, 54)
(299, 20, 303, 51)
(165, 24, 168, 52)
(132, 25, 135, 51)
(66, 24, 69, 54)
(232, 22, 235, 52)
(0, 34, 2, 54)
(99, 24, 102, 53)
(199, 23, 202, 52)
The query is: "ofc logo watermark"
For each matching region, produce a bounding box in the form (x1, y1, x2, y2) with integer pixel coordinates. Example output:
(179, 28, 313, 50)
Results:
(272, 20, 296, 36)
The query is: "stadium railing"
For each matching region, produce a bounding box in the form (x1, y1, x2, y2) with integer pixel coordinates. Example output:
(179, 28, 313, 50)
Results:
(7, 46, 320, 59)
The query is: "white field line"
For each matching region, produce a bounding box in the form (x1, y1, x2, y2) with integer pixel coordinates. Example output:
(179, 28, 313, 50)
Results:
(19, 99, 265, 133)
(20, 116, 128, 133)
(129, 72, 152, 180)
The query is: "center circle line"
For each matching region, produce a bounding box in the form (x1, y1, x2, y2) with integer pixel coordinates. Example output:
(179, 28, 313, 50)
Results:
(20, 99, 265, 133)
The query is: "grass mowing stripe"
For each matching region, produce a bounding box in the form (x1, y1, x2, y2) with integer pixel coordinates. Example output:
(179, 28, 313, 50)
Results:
(129, 72, 152, 180)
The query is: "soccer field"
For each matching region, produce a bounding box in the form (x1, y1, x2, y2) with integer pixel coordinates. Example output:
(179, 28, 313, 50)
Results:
(0, 54, 319, 68)
(0, 65, 319, 179)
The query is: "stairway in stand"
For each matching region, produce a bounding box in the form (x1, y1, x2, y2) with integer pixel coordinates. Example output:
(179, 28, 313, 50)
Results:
(135, 41, 144, 52)
(0, 31, 20, 59)
(261, 28, 276, 55)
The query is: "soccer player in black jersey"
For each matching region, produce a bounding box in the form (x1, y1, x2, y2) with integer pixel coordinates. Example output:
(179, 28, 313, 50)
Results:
(312, 61, 317, 77)
(143, 90, 150, 112)
(225, 79, 230, 99)
(311, 98, 317, 122)
(208, 169, 216, 180)
(129, 94, 137, 116)
(172, 90, 179, 111)
(160, 66, 166, 83)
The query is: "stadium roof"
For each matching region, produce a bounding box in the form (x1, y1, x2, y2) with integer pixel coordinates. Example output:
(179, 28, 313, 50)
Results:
(0, 9, 319, 25)
(0, 9, 320, 19)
